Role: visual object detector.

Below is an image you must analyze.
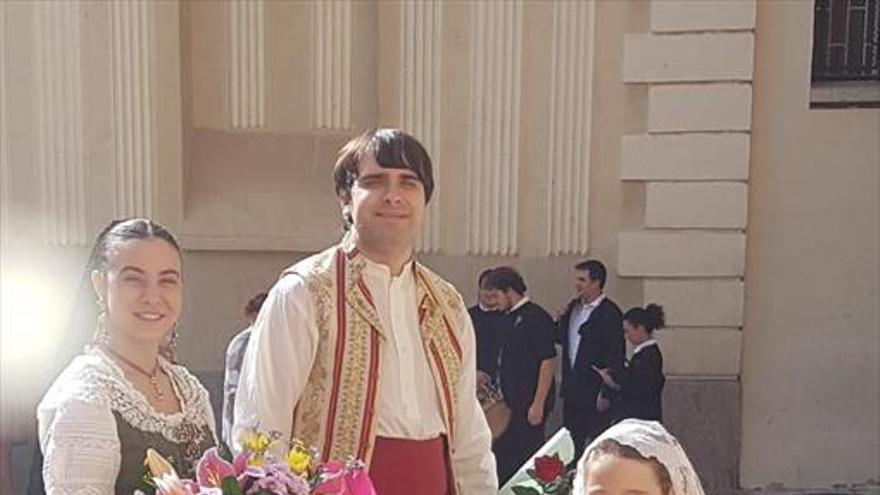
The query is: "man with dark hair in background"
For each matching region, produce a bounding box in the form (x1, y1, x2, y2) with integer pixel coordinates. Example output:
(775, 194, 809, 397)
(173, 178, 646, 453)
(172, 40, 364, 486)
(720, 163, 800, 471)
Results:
(558, 259, 624, 463)
(468, 268, 504, 388)
(484, 267, 557, 484)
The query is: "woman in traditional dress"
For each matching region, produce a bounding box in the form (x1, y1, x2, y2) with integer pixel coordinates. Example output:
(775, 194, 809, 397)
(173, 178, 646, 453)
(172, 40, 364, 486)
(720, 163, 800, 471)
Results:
(575, 418, 705, 495)
(37, 219, 216, 494)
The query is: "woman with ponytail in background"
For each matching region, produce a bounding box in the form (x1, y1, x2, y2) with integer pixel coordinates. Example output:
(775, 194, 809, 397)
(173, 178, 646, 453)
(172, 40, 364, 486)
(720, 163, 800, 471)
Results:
(36, 219, 216, 494)
(593, 304, 666, 423)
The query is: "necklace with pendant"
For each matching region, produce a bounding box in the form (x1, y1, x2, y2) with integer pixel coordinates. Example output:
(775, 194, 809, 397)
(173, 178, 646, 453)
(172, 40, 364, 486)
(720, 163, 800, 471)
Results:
(103, 346, 166, 400)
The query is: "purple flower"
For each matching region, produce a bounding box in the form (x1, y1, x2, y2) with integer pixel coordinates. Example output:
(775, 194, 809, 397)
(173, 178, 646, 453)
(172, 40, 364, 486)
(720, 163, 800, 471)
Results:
(242, 461, 310, 495)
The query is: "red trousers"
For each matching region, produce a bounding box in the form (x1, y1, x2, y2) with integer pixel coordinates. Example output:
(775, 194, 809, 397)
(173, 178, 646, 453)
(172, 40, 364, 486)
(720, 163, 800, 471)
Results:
(369, 436, 451, 495)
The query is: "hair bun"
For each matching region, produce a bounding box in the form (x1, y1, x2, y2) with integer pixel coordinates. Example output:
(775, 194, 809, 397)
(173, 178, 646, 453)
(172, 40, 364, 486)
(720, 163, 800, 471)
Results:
(645, 303, 666, 330)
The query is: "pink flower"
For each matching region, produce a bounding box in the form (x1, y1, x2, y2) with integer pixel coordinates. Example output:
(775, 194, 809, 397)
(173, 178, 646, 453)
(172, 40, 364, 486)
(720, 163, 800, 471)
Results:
(196, 448, 236, 488)
(341, 468, 377, 495)
(314, 461, 376, 495)
(154, 474, 195, 495)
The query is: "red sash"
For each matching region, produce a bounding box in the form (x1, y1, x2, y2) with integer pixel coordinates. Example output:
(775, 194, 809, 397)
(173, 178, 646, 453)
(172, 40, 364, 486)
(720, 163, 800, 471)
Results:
(369, 436, 451, 495)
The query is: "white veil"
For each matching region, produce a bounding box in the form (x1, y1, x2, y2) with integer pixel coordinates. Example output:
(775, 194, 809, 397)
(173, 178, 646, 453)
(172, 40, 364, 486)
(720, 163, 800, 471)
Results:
(573, 419, 705, 495)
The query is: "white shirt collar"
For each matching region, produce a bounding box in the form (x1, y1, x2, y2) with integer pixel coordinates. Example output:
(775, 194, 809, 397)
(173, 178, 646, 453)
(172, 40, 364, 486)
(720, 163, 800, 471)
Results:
(359, 252, 415, 285)
(632, 338, 658, 355)
(579, 293, 605, 311)
(509, 295, 530, 313)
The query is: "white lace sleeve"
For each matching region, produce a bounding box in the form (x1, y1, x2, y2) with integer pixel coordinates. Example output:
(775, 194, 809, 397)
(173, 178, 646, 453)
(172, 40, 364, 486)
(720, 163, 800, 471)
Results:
(40, 399, 120, 495)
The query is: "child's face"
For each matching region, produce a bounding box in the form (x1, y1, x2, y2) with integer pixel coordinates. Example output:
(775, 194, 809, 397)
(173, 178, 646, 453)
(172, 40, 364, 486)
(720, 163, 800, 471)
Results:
(584, 454, 666, 495)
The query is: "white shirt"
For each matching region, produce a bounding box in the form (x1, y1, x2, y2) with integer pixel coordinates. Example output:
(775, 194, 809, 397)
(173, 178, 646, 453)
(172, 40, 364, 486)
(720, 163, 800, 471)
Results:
(632, 338, 658, 356)
(233, 255, 498, 494)
(567, 294, 605, 366)
(37, 348, 216, 495)
(508, 295, 530, 314)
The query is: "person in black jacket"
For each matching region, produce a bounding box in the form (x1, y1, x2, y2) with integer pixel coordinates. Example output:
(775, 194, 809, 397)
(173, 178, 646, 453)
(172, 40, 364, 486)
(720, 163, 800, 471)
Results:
(594, 304, 666, 423)
(485, 267, 558, 485)
(468, 268, 505, 386)
(558, 259, 625, 464)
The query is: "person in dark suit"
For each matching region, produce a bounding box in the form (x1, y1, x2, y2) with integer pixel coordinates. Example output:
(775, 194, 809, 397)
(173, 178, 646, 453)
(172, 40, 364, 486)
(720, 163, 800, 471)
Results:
(557, 259, 625, 463)
(468, 268, 505, 386)
(485, 267, 558, 485)
(594, 303, 666, 423)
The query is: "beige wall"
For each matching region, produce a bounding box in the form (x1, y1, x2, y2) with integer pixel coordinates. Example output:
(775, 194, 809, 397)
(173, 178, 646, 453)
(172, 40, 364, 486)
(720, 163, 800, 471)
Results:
(741, 0, 880, 489)
(175, 0, 646, 372)
(3, 1, 878, 491)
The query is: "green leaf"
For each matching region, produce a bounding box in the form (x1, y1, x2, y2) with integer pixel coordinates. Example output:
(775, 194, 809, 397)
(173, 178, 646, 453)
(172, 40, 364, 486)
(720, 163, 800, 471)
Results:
(511, 487, 542, 495)
(221, 475, 243, 495)
(218, 441, 234, 462)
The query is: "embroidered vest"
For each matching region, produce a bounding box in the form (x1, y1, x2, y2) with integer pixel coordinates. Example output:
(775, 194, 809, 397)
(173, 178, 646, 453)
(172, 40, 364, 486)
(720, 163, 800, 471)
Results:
(283, 241, 465, 468)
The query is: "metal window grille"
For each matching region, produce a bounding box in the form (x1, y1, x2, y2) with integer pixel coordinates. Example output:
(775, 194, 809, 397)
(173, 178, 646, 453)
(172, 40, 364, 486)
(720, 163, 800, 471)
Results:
(812, 0, 880, 81)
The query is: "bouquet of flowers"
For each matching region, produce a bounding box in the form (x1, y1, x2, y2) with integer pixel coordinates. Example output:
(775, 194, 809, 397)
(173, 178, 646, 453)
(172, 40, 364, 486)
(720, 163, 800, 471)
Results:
(511, 453, 573, 495)
(140, 431, 376, 495)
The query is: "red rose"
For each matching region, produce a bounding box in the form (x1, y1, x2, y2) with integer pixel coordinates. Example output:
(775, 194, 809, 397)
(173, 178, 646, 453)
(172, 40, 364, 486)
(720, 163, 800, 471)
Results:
(533, 454, 565, 483)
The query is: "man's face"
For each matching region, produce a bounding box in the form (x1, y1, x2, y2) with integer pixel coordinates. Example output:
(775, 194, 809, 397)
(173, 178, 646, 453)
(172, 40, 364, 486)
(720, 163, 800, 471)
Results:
(346, 155, 426, 246)
(574, 269, 601, 300)
(478, 282, 499, 309)
(489, 288, 512, 311)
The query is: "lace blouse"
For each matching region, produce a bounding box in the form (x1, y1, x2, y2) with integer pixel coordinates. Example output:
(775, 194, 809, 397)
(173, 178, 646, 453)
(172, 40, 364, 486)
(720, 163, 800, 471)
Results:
(37, 347, 217, 494)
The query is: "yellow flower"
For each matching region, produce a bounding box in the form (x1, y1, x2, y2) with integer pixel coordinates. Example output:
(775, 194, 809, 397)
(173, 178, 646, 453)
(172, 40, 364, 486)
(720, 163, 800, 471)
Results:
(144, 449, 177, 478)
(286, 442, 312, 476)
(242, 431, 275, 454)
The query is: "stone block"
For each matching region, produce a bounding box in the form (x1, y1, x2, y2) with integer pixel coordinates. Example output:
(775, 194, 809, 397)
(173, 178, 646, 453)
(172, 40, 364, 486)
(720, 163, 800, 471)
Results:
(618, 232, 746, 277)
(644, 279, 744, 327)
(649, 84, 752, 132)
(655, 327, 742, 376)
(646, 182, 748, 228)
(624, 33, 754, 83)
(651, 0, 756, 33)
(664, 378, 741, 493)
(621, 133, 750, 181)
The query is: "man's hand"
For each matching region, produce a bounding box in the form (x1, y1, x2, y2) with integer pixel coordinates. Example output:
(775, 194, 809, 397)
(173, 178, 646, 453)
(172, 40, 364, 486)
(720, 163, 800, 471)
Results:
(591, 365, 614, 386)
(476, 370, 492, 390)
(596, 393, 611, 413)
(527, 402, 544, 426)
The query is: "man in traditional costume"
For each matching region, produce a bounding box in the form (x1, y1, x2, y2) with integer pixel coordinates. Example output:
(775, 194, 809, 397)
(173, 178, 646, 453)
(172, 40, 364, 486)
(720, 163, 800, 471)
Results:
(233, 129, 498, 494)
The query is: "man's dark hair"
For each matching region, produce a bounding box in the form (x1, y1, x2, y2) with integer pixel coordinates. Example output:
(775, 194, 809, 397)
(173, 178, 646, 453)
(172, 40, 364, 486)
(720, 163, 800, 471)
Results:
(244, 292, 269, 319)
(477, 268, 495, 288)
(333, 128, 435, 203)
(575, 259, 607, 289)
(484, 266, 527, 295)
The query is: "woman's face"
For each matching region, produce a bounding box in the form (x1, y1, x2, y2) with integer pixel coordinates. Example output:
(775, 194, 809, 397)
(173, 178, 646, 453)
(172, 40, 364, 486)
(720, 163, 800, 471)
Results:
(623, 320, 648, 346)
(92, 238, 182, 345)
(584, 454, 667, 495)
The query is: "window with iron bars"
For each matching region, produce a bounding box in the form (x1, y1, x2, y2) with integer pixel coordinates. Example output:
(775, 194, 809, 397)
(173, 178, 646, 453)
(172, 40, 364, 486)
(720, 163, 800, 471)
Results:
(811, 0, 880, 107)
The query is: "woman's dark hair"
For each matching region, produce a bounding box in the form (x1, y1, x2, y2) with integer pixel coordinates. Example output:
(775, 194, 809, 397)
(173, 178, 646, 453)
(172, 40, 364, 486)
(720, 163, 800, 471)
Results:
(484, 266, 527, 295)
(623, 303, 666, 333)
(90, 218, 181, 271)
(582, 439, 673, 495)
(333, 128, 435, 204)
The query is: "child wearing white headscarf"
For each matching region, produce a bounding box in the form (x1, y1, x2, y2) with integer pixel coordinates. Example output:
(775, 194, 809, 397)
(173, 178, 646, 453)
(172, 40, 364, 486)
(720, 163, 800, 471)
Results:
(574, 419, 705, 495)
